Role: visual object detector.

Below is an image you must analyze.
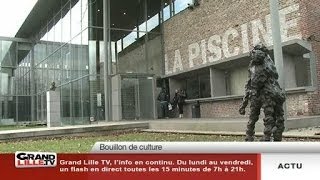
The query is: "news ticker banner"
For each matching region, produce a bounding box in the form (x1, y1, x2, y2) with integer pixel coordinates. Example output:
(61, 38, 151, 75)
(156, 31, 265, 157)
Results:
(1, 142, 320, 180)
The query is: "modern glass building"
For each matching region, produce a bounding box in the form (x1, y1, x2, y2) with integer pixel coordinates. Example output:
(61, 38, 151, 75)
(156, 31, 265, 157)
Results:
(0, 0, 195, 125)
(1, 0, 320, 127)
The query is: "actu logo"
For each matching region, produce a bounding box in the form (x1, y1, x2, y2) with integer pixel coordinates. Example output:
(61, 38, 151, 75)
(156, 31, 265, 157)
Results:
(15, 152, 57, 168)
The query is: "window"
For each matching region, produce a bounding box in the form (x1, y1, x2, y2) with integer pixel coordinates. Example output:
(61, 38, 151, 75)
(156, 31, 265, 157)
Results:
(184, 70, 211, 99)
(174, 0, 193, 14)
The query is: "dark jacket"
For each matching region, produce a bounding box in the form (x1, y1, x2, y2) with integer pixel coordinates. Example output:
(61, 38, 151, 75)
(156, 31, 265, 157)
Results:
(178, 90, 187, 104)
(158, 90, 169, 102)
(173, 90, 187, 104)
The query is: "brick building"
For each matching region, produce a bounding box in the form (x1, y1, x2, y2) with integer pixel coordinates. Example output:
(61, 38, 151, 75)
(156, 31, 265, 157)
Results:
(0, 0, 319, 126)
(161, 0, 320, 118)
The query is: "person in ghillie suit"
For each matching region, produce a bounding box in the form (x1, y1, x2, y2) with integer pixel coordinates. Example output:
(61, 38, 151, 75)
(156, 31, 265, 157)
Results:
(239, 44, 286, 142)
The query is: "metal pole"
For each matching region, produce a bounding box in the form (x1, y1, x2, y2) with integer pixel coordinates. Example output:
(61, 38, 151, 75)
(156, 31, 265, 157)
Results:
(169, 0, 173, 17)
(144, 0, 149, 73)
(269, 0, 287, 125)
(160, 0, 165, 76)
(103, 0, 112, 121)
(31, 46, 35, 121)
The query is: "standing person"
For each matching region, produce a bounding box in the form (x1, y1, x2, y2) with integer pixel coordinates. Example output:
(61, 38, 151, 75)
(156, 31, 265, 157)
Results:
(174, 89, 187, 118)
(157, 88, 170, 119)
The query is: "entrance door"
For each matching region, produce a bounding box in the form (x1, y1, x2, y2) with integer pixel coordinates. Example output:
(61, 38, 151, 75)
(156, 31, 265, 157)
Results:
(120, 75, 154, 120)
(138, 77, 154, 119)
(121, 78, 139, 120)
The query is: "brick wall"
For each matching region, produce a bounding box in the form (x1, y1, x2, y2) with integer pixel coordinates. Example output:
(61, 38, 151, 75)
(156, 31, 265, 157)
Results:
(163, 0, 320, 117)
(163, 0, 301, 74)
(195, 98, 243, 118)
(183, 92, 309, 118)
(286, 92, 309, 116)
(299, 0, 320, 114)
(118, 35, 163, 76)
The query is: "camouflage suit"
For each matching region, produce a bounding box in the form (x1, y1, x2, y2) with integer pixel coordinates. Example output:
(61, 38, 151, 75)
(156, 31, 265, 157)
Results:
(239, 44, 285, 141)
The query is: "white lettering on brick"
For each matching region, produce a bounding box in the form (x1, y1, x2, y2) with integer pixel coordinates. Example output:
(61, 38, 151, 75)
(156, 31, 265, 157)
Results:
(241, 23, 250, 53)
(201, 39, 207, 64)
(222, 28, 240, 58)
(164, 54, 172, 74)
(207, 35, 222, 62)
(280, 3, 301, 41)
(173, 49, 183, 72)
(165, 3, 301, 75)
(188, 42, 200, 68)
(251, 17, 272, 46)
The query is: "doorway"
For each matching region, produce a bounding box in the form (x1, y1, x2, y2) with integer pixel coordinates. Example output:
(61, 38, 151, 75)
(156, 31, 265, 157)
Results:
(120, 74, 155, 120)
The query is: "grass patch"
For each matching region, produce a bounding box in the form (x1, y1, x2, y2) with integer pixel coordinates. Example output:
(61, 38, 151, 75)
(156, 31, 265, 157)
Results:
(0, 132, 318, 153)
(0, 132, 244, 153)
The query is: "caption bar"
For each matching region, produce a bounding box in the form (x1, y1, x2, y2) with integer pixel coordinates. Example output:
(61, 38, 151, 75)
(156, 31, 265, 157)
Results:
(91, 142, 320, 153)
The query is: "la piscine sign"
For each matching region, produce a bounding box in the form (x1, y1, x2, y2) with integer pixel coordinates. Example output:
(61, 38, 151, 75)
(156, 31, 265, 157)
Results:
(165, 4, 301, 75)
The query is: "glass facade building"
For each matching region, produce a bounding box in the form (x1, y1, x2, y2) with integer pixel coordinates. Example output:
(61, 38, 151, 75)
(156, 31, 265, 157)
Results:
(0, 0, 193, 125)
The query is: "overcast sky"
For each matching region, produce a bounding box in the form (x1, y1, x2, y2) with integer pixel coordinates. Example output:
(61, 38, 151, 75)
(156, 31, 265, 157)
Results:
(0, 0, 37, 37)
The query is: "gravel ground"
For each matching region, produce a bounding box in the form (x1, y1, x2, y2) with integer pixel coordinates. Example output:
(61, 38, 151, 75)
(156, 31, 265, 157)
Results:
(284, 126, 320, 136)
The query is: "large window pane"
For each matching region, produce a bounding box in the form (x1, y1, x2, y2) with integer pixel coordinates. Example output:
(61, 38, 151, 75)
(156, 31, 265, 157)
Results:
(47, 20, 55, 55)
(88, 75, 104, 121)
(184, 69, 211, 99)
(54, 11, 62, 44)
(199, 74, 211, 98)
(61, 83, 71, 124)
(62, 2, 71, 43)
(61, 44, 71, 83)
(34, 42, 46, 65)
(82, 0, 89, 30)
(81, 76, 90, 120)
(147, 0, 160, 32)
(53, 49, 61, 86)
(47, 56, 55, 88)
(163, 3, 170, 21)
(174, 0, 192, 14)
(71, 34, 82, 79)
(110, 0, 145, 30)
(72, 80, 81, 119)
(0, 40, 17, 67)
(80, 30, 89, 76)
(89, 0, 103, 27)
(71, 0, 82, 39)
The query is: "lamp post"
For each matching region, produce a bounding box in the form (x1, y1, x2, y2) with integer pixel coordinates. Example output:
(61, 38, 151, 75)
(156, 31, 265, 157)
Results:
(269, 0, 288, 126)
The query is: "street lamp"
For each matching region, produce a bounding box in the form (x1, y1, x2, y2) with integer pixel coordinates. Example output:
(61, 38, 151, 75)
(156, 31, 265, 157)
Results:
(269, 0, 288, 127)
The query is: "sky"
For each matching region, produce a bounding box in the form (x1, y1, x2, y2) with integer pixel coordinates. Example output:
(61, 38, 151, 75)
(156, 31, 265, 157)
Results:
(0, 0, 38, 37)
(0, 0, 190, 38)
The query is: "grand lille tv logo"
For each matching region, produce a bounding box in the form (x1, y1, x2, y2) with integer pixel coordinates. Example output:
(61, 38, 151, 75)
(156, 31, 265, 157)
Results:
(15, 152, 57, 168)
